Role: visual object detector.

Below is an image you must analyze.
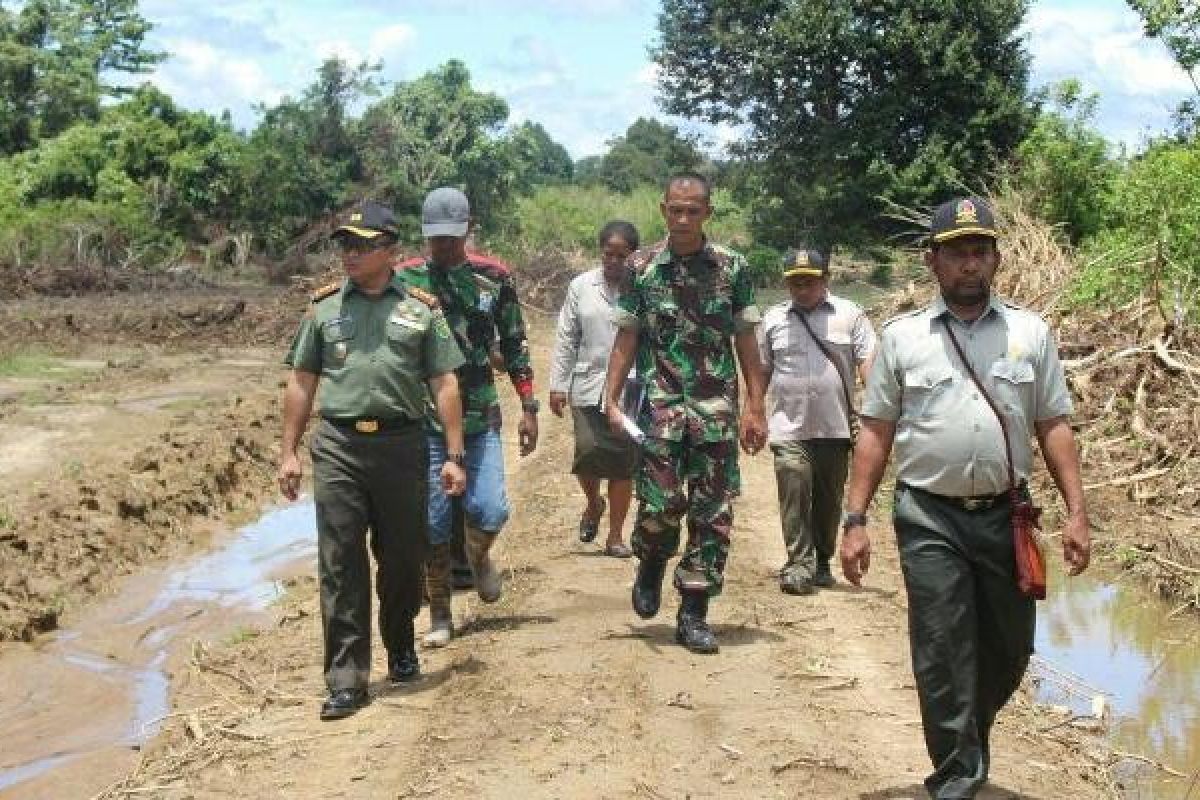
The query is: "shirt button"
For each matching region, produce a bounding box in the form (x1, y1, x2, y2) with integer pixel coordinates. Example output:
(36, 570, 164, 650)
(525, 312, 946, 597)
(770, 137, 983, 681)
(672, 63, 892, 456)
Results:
(974, 424, 981, 431)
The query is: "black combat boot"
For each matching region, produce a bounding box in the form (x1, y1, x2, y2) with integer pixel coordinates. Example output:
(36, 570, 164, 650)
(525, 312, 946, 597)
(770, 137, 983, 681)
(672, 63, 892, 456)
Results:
(675, 591, 719, 654)
(631, 557, 668, 619)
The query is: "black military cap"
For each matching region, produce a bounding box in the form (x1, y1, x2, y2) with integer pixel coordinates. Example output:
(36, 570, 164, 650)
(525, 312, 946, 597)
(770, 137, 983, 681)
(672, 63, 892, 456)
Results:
(333, 202, 399, 239)
(929, 197, 998, 244)
(781, 248, 828, 278)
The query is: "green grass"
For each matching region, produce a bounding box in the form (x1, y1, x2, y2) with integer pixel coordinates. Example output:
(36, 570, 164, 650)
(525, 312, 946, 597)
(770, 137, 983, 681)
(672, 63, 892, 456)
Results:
(0, 350, 59, 378)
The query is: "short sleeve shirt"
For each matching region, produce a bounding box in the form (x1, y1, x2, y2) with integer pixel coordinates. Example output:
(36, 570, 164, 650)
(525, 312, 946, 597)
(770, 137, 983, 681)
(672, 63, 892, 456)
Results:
(284, 274, 465, 420)
(758, 293, 876, 442)
(612, 240, 761, 442)
(861, 293, 1073, 496)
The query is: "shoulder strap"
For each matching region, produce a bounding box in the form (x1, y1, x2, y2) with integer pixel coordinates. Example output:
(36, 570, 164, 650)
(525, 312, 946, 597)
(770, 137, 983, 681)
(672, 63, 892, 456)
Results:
(407, 286, 441, 310)
(791, 307, 857, 427)
(941, 317, 1017, 491)
(310, 282, 340, 303)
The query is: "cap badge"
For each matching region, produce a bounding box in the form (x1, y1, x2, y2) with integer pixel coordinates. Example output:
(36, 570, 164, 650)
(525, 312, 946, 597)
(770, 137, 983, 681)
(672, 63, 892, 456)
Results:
(954, 199, 979, 225)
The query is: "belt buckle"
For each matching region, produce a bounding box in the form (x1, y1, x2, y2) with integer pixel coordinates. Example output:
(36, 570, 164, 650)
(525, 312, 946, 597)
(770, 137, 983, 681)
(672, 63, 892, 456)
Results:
(961, 496, 989, 511)
(355, 419, 380, 434)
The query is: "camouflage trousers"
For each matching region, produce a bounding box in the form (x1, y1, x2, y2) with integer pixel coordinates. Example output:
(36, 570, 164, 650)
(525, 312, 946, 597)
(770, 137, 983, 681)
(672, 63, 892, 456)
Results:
(632, 435, 741, 597)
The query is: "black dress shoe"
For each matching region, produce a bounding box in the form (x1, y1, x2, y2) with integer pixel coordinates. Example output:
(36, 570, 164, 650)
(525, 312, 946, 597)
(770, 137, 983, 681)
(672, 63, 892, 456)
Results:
(388, 649, 420, 684)
(320, 688, 367, 721)
(632, 557, 668, 619)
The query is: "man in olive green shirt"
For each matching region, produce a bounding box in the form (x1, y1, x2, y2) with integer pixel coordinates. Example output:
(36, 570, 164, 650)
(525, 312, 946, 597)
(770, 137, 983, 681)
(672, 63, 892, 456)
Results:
(278, 202, 468, 721)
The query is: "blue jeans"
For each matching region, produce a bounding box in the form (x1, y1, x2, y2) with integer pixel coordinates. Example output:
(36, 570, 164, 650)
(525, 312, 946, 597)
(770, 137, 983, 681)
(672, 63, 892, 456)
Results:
(427, 431, 511, 545)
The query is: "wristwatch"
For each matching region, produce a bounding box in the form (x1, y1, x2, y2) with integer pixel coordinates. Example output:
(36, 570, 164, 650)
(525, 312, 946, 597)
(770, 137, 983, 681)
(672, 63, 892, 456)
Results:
(446, 452, 466, 467)
(842, 511, 868, 529)
(521, 397, 540, 414)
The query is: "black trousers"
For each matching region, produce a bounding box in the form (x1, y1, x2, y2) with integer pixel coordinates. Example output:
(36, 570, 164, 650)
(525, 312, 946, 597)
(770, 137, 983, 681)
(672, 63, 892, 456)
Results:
(311, 420, 429, 691)
(893, 484, 1035, 799)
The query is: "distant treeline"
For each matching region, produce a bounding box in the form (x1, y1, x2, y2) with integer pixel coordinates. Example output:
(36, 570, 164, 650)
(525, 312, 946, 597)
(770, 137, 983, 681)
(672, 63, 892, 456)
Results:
(1, 0, 1198, 313)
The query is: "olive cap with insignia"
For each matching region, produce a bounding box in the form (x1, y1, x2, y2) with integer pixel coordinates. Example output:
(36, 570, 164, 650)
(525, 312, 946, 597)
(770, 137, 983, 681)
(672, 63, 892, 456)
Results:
(781, 248, 828, 278)
(333, 202, 399, 240)
(929, 196, 998, 244)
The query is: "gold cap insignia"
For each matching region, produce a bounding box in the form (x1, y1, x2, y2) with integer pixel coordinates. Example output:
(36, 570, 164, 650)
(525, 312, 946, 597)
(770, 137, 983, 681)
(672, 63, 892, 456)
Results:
(955, 199, 979, 225)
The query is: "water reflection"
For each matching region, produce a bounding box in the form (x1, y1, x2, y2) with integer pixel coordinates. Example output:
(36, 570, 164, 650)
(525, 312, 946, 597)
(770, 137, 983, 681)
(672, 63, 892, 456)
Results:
(1034, 566, 1200, 798)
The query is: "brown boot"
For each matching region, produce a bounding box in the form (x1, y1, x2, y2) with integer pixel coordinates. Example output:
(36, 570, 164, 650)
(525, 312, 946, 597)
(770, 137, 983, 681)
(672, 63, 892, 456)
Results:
(423, 543, 453, 648)
(464, 525, 503, 603)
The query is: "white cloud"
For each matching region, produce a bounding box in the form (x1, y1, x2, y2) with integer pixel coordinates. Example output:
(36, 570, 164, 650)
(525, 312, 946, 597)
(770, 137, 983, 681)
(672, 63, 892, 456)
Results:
(368, 24, 417, 63)
(151, 38, 284, 121)
(1025, 5, 1193, 144)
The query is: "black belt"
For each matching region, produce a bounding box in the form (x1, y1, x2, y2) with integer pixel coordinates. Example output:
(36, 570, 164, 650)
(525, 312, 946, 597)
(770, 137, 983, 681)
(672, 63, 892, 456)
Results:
(900, 482, 1010, 512)
(322, 416, 419, 434)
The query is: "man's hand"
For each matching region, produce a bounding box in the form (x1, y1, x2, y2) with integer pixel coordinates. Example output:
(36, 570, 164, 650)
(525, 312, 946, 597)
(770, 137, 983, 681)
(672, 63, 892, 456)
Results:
(278, 451, 303, 501)
(518, 410, 539, 456)
(840, 524, 871, 586)
(606, 403, 626, 436)
(549, 391, 568, 418)
(1062, 511, 1091, 575)
(440, 462, 467, 496)
(738, 406, 767, 455)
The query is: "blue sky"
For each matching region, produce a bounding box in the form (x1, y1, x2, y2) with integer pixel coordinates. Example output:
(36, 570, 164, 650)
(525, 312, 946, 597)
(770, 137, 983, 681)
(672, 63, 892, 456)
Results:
(139, 0, 1193, 158)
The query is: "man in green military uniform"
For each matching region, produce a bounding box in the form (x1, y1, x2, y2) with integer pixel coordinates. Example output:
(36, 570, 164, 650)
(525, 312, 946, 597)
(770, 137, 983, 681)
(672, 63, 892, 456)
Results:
(397, 187, 539, 647)
(278, 202, 468, 721)
(604, 172, 767, 655)
(840, 197, 1090, 797)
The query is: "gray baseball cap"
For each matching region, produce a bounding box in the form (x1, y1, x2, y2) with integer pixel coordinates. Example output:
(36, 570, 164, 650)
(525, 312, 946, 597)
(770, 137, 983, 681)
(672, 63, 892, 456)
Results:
(421, 187, 470, 237)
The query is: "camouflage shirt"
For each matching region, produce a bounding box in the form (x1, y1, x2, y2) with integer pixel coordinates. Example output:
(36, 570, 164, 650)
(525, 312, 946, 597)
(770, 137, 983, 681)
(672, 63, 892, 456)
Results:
(398, 255, 534, 435)
(613, 240, 761, 442)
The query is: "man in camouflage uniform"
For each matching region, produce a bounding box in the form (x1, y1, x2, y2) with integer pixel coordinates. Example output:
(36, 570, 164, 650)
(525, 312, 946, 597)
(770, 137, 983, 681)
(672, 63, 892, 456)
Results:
(397, 187, 539, 647)
(278, 202, 467, 720)
(604, 173, 767, 654)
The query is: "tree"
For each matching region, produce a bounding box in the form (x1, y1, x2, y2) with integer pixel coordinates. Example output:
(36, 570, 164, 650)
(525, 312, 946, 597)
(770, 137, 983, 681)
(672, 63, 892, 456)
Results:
(355, 60, 512, 232)
(501, 121, 573, 191)
(1128, 0, 1200, 135)
(595, 117, 704, 192)
(0, 0, 162, 155)
(1012, 80, 1117, 242)
(654, 0, 1034, 250)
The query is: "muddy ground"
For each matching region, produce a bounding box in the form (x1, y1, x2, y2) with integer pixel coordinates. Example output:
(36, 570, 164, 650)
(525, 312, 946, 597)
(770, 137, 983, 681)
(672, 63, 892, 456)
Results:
(0, 287, 1132, 799)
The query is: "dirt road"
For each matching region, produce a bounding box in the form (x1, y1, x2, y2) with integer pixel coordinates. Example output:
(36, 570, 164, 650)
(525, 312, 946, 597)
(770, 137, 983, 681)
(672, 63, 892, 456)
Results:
(45, 325, 1107, 800)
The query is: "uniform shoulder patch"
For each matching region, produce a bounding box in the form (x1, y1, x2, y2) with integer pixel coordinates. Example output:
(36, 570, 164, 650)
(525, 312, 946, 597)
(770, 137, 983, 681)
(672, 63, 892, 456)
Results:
(407, 286, 441, 309)
(395, 256, 426, 271)
(310, 282, 340, 303)
(467, 252, 512, 277)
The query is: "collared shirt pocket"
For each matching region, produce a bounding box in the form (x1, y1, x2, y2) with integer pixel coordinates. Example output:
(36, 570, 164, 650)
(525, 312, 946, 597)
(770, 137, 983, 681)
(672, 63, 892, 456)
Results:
(990, 358, 1035, 416)
(901, 367, 955, 419)
(387, 312, 426, 359)
(321, 317, 355, 368)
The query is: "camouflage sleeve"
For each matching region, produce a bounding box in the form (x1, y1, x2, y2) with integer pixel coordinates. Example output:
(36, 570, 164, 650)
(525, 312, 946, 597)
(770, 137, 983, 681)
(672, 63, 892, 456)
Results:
(730, 253, 761, 333)
(284, 314, 322, 373)
(494, 273, 535, 390)
(613, 266, 642, 330)
(424, 309, 467, 377)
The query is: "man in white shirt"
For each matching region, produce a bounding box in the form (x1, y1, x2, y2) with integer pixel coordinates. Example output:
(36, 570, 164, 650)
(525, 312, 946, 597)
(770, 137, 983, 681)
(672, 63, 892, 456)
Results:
(758, 249, 876, 594)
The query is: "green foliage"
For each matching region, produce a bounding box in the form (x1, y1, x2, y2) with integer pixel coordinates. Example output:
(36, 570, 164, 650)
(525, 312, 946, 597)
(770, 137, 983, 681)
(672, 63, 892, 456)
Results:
(501, 121, 573, 190)
(357, 60, 510, 235)
(744, 244, 782, 287)
(654, 0, 1034, 251)
(0, 0, 163, 156)
(588, 117, 706, 193)
(1070, 137, 1200, 316)
(1012, 80, 1117, 242)
(495, 184, 752, 259)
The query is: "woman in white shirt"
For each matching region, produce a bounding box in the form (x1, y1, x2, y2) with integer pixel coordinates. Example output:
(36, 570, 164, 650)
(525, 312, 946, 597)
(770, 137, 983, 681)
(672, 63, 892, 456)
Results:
(548, 221, 641, 557)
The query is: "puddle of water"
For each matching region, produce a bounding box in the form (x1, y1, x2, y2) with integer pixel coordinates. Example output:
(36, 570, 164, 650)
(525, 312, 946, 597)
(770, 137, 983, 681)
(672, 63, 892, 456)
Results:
(1034, 565, 1200, 798)
(0, 500, 316, 797)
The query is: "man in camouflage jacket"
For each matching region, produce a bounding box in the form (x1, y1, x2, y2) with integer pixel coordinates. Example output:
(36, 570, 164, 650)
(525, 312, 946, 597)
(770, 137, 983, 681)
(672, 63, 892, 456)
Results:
(397, 187, 539, 646)
(604, 173, 768, 654)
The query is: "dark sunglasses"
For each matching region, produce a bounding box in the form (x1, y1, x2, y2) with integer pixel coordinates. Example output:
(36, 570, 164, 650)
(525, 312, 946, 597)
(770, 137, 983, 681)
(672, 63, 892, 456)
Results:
(334, 236, 392, 255)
